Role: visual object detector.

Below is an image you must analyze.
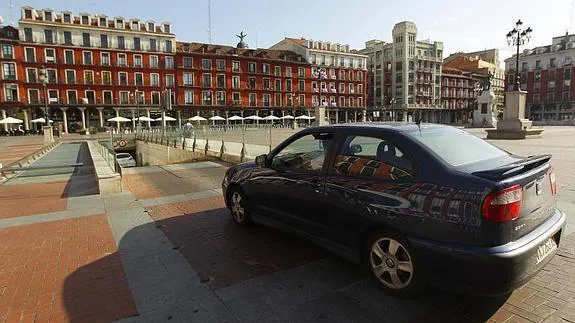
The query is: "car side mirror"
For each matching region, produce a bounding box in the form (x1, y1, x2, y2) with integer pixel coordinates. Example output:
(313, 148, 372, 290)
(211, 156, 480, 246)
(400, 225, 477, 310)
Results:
(255, 154, 267, 167)
(350, 144, 362, 154)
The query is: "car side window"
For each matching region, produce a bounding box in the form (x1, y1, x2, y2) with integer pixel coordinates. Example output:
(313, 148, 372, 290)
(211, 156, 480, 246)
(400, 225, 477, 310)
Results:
(271, 133, 333, 172)
(334, 135, 413, 180)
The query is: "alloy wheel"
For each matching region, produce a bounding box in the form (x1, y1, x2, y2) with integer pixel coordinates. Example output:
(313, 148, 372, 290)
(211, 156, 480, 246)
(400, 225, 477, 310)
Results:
(231, 191, 245, 223)
(370, 237, 414, 290)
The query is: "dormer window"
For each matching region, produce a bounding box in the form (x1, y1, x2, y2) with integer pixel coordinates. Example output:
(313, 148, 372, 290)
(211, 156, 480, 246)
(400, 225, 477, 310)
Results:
(44, 11, 53, 22)
(63, 13, 71, 23)
(24, 9, 33, 19)
(81, 15, 90, 25)
(131, 21, 139, 30)
(147, 22, 155, 32)
(99, 17, 107, 27)
(163, 24, 170, 33)
(116, 19, 124, 28)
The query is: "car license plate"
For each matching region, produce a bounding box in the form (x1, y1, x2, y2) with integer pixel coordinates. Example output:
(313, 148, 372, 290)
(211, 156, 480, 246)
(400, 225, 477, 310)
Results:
(536, 237, 557, 265)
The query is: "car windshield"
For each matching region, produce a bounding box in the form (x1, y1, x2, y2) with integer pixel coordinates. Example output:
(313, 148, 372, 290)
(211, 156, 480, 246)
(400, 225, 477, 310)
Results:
(406, 126, 508, 167)
(117, 153, 131, 159)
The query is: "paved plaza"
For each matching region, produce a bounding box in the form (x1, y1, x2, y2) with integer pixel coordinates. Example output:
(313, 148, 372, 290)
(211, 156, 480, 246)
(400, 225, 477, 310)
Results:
(0, 126, 574, 322)
(0, 136, 44, 168)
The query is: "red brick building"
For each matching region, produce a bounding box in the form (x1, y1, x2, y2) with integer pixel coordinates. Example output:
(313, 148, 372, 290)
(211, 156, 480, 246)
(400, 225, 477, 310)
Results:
(14, 6, 176, 133)
(3, 6, 369, 132)
(504, 33, 575, 121)
(440, 67, 480, 123)
(270, 37, 369, 123)
(175, 41, 312, 119)
(0, 25, 26, 131)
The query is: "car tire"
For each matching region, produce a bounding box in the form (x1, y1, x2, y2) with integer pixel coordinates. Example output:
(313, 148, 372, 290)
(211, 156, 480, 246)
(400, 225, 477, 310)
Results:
(228, 186, 252, 227)
(365, 230, 424, 298)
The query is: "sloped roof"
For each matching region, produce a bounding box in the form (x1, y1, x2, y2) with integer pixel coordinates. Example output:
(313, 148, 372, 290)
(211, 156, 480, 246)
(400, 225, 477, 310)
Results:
(286, 37, 306, 44)
(176, 41, 307, 63)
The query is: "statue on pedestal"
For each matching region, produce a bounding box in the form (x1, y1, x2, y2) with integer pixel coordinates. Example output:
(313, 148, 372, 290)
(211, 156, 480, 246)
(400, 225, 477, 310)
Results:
(472, 71, 498, 128)
(482, 71, 494, 92)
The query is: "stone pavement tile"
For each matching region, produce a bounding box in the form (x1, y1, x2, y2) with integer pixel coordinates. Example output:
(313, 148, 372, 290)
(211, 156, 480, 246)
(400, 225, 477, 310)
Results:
(102, 192, 142, 212)
(3, 173, 73, 186)
(137, 167, 225, 198)
(0, 209, 103, 229)
(145, 196, 326, 290)
(0, 138, 43, 166)
(0, 181, 68, 219)
(122, 173, 165, 200)
(269, 292, 382, 323)
(215, 257, 364, 320)
(161, 161, 224, 171)
(105, 195, 236, 322)
(476, 233, 575, 323)
(66, 194, 104, 213)
(0, 214, 137, 323)
(138, 189, 220, 208)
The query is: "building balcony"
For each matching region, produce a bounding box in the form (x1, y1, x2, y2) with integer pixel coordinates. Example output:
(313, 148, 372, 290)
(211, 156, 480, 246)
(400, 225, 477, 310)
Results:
(313, 88, 319, 93)
(330, 88, 337, 93)
(321, 88, 328, 93)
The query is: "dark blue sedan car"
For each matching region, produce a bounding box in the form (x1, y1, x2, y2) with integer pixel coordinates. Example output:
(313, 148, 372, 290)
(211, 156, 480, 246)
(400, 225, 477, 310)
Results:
(221, 123, 566, 297)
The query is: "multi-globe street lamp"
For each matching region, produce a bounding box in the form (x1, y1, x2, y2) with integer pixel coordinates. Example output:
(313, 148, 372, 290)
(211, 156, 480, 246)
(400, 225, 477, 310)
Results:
(38, 65, 50, 126)
(506, 20, 533, 91)
(313, 66, 327, 125)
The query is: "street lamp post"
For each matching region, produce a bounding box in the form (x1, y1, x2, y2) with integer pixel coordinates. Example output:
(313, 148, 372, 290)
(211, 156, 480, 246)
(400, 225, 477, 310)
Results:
(506, 20, 533, 91)
(313, 66, 328, 126)
(38, 66, 53, 142)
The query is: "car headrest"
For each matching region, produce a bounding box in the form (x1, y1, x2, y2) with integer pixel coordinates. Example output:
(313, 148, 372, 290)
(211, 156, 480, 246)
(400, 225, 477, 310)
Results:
(377, 141, 396, 160)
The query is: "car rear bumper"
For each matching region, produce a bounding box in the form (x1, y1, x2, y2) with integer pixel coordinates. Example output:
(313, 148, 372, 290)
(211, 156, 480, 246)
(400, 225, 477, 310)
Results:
(409, 208, 567, 296)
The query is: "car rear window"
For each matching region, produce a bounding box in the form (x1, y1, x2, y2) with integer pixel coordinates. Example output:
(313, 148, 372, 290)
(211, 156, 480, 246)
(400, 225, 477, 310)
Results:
(406, 127, 508, 166)
(117, 153, 131, 159)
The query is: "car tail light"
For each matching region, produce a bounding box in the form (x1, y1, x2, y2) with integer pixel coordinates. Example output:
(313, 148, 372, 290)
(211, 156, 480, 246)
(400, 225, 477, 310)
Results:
(549, 168, 557, 195)
(482, 185, 522, 222)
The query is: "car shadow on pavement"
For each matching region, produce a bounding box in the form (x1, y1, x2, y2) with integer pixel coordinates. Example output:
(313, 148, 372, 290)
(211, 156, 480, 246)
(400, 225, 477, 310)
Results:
(62, 207, 510, 322)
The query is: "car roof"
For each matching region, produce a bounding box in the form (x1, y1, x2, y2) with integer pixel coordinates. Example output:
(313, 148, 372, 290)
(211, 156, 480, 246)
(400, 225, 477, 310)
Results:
(309, 122, 454, 134)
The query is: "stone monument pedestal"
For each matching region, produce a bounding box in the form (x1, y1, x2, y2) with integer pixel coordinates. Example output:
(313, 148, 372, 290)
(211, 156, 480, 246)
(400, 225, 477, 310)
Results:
(312, 106, 328, 126)
(472, 90, 498, 128)
(486, 90, 543, 139)
(43, 126, 54, 144)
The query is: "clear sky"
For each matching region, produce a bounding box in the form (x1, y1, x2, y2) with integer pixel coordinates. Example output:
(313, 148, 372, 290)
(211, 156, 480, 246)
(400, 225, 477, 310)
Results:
(2, 0, 575, 63)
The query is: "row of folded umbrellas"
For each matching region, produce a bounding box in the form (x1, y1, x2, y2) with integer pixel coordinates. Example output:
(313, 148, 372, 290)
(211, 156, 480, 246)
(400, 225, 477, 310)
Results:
(0, 116, 178, 124)
(0, 116, 51, 124)
(187, 114, 315, 122)
(0, 114, 316, 124)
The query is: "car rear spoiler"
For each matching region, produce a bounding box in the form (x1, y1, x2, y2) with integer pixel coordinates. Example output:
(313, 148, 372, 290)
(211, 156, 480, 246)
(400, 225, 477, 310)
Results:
(471, 154, 552, 180)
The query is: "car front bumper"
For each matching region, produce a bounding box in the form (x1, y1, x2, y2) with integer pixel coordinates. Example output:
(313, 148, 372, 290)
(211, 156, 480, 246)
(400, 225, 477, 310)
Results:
(410, 208, 567, 296)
